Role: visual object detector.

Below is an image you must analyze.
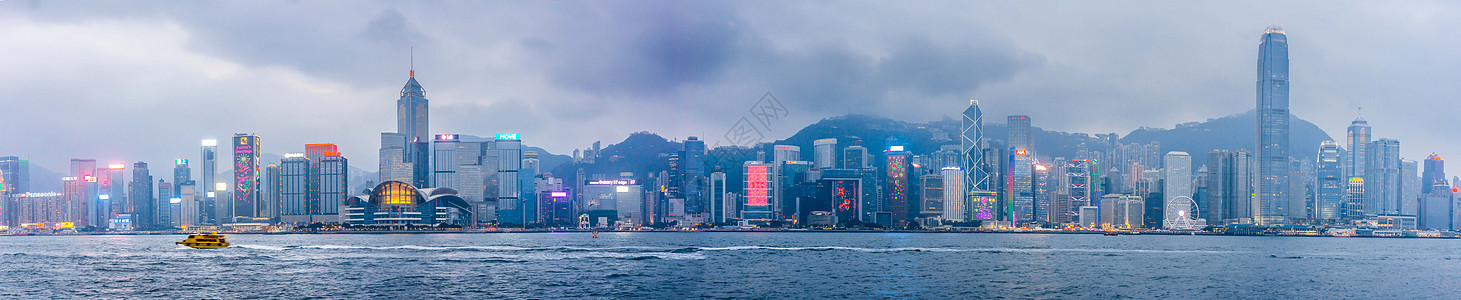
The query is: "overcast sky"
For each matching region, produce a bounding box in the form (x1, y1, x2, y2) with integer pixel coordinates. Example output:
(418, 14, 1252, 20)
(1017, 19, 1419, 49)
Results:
(1, 1, 1458, 179)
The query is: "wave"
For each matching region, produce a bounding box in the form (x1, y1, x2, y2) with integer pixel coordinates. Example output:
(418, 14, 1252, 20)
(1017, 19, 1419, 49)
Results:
(231, 244, 1239, 255)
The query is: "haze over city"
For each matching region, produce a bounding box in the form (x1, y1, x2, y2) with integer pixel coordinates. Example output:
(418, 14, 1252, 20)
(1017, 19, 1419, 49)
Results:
(1, 1, 1458, 175)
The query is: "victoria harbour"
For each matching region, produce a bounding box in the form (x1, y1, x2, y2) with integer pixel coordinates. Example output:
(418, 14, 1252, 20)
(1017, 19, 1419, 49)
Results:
(3, 233, 1459, 298)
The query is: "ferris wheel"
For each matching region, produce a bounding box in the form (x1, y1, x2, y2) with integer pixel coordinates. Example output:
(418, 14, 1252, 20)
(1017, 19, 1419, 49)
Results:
(1163, 196, 1202, 230)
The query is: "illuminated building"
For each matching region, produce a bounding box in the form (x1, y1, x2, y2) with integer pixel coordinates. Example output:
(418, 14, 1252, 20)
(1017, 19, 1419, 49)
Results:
(0, 156, 30, 194)
(67, 159, 98, 227)
(743, 162, 773, 221)
(495, 134, 525, 225)
(1255, 26, 1291, 226)
(1100, 194, 1145, 229)
(774, 161, 812, 221)
(232, 133, 262, 222)
(941, 167, 966, 222)
(398, 67, 430, 149)
(61, 175, 93, 227)
(579, 178, 645, 227)
(821, 168, 878, 223)
(1054, 159, 1093, 224)
(343, 181, 473, 226)
(101, 163, 127, 223)
(200, 139, 218, 224)
(317, 151, 348, 221)
(961, 99, 989, 193)
(1315, 141, 1344, 220)
(128, 162, 154, 229)
(173, 159, 191, 195)
(1009, 147, 1034, 223)
(538, 190, 574, 227)
(970, 190, 996, 221)
(277, 154, 311, 223)
(1343, 178, 1365, 220)
(4, 192, 64, 227)
(1423, 154, 1446, 194)
(886, 147, 910, 225)
(814, 138, 837, 169)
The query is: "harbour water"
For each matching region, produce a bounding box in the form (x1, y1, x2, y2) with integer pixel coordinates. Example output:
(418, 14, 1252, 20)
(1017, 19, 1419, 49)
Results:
(2, 232, 1458, 298)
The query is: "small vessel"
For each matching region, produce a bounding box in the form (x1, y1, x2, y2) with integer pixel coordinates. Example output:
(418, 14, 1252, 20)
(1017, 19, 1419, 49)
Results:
(1103, 232, 1119, 236)
(176, 232, 230, 249)
(592, 230, 599, 238)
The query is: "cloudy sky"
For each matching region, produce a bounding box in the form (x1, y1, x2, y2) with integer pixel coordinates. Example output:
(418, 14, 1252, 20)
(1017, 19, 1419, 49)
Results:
(1, 1, 1458, 178)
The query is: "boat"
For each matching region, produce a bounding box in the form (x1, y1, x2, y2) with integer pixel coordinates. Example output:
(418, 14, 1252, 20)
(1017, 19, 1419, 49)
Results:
(176, 232, 230, 249)
(1103, 231, 1119, 236)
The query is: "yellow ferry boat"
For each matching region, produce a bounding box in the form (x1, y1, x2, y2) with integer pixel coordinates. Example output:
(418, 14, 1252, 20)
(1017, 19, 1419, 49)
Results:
(176, 232, 230, 249)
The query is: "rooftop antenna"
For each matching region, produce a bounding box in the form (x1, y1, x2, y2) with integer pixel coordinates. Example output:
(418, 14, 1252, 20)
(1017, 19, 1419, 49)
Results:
(410, 47, 415, 78)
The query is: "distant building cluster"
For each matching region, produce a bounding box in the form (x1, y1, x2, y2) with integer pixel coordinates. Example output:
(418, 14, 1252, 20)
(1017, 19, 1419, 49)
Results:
(1, 28, 1457, 234)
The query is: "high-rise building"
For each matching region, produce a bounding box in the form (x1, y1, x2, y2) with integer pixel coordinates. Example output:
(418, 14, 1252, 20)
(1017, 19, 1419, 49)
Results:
(681, 137, 706, 216)
(1345, 119, 1371, 180)
(128, 162, 153, 229)
(277, 153, 310, 223)
(920, 174, 943, 218)
(495, 133, 524, 225)
(200, 139, 218, 224)
(398, 68, 429, 146)
(232, 133, 262, 222)
(379, 132, 414, 184)
(1423, 154, 1446, 195)
(178, 183, 197, 227)
(156, 179, 173, 227)
(1315, 141, 1344, 220)
(1401, 159, 1420, 216)
(813, 139, 837, 169)
(1100, 194, 1145, 229)
(709, 171, 727, 223)
(941, 167, 967, 222)
(1255, 26, 1290, 225)
(0, 156, 30, 195)
(962, 100, 989, 215)
(743, 162, 773, 221)
(1419, 192, 1454, 231)
(1343, 178, 1365, 220)
(1206, 150, 1254, 224)
(842, 145, 869, 169)
(886, 147, 910, 226)
(1009, 147, 1035, 223)
(773, 145, 800, 164)
(66, 159, 99, 227)
(1163, 152, 1195, 229)
(173, 159, 191, 195)
(1007, 115, 1032, 151)
(1365, 138, 1401, 216)
(317, 151, 348, 220)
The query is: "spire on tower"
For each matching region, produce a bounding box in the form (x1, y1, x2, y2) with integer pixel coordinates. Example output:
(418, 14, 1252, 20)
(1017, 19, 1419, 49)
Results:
(410, 47, 415, 78)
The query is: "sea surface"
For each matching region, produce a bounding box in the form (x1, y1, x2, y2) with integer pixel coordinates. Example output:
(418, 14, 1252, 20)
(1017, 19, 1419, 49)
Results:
(1, 232, 1459, 299)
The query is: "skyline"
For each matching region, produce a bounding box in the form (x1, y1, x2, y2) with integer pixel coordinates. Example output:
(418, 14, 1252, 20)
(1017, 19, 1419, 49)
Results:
(2, 1, 1460, 176)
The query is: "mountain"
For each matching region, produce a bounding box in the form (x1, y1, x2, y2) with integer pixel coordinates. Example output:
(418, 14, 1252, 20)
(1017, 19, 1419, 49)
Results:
(1119, 110, 1334, 162)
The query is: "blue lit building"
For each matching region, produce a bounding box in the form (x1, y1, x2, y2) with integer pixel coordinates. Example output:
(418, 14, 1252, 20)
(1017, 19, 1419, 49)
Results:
(343, 181, 473, 226)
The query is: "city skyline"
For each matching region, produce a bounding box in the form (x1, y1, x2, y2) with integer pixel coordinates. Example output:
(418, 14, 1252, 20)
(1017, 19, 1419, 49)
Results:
(1, 1, 1459, 179)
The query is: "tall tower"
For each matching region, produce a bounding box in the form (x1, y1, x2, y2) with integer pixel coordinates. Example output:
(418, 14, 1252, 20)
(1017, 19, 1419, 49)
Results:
(1255, 26, 1290, 225)
(1422, 154, 1446, 194)
(1163, 152, 1194, 229)
(962, 100, 988, 192)
(1315, 141, 1344, 220)
(200, 139, 218, 224)
(398, 68, 429, 144)
(128, 162, 153, 229)
(1346, 119, 1371, 180)
(232, 133, 261, 222)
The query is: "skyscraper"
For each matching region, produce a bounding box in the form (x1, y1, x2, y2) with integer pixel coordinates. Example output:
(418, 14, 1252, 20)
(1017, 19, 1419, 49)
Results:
(1422, 154, 1446, 195)
(200, 139, 218, 224)
(1207, 150, 1254, 224)
(1255, 26, 1291, 225)
(1315, 141, 1344, 220)
(962, 100, 989, 210)
(1007, 115, 1032, 151)
(813, 139, 837, 169)
(398, 68, 429, 144)
(379, 132, 414, 184)
(0, 156, 30, 195)
(68, 159, 99, 227)
(842, 145, 869, 169)
(681, 137, 706, 216)
(233, 133, 262, 222)
(317, 151, 348, 220)
(886, 147, 910, 226)
(173, 159, 191, 195)
(277, 153, 310, 223)
(1345, 119, 1371, 180)
(1365, 138, 1401, 215)
(495, 133, 523, 225)
(128, 162, 153, 229)
(709, 171, 727, 223)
